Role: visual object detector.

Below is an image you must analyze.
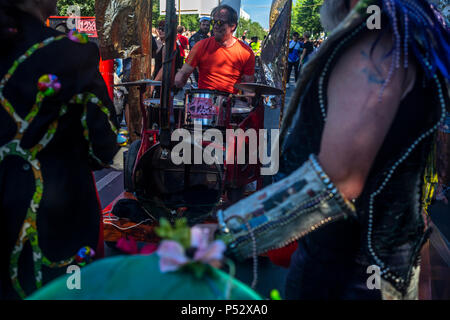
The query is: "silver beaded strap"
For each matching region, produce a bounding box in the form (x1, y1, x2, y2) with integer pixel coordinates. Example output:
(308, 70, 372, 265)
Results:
(218, 154, 356, 260)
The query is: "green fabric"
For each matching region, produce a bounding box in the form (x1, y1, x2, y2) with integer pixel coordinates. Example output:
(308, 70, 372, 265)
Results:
(27, 254, 262, 300)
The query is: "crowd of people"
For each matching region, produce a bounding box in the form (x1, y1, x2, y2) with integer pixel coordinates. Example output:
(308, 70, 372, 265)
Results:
(286, 31, 323, 87)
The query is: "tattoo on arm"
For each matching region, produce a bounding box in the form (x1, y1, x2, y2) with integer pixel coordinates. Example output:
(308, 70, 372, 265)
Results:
(360, 50, 385, 85)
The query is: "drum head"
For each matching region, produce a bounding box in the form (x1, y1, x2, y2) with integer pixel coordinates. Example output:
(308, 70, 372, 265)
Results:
(134, 142, 224, 223)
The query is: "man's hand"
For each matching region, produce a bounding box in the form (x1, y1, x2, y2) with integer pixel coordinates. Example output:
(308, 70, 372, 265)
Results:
(242, 74, 254, 84)
(175, 63, 194, 88)
(240, 74, 255, 104)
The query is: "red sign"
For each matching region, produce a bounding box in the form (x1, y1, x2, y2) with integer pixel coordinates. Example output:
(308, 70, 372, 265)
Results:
(77, 18, 97, 38)
(47, 17, 98, 38)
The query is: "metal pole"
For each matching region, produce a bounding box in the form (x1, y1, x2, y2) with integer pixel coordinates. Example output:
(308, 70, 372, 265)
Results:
(160, 0, 176, 147)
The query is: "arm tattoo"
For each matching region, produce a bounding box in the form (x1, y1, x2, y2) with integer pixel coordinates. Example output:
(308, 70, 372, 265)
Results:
(360, 50, 385, 85)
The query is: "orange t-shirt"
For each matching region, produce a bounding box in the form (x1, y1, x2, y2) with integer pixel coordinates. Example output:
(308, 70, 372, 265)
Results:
(186, 37, 255, 94)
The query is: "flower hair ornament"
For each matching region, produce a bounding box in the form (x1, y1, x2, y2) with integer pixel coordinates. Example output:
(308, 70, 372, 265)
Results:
(37, 74, 61, 97)
(67, 29, 89, 44)
(155, 218, 227, 277)
(154, 218, 239, 299)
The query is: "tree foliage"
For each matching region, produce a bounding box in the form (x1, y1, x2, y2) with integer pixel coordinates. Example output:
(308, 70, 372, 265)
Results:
(291, 0, 323, 39)
(55, 0, 268, 37)
(236, 18, 268, 40)
(57, 0, 96, 16)
(154, 1, 207, 32)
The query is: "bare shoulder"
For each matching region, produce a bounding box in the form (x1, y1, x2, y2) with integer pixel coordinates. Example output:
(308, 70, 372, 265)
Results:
(318, 30, 418, 199)
(329, 29, 416, 101)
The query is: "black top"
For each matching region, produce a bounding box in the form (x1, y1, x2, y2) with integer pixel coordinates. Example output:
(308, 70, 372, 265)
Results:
(152, 43, 182, 80)
(0, 11, 118, 299)
(302, 41, 314, 61)
(189, 31, 209, 50)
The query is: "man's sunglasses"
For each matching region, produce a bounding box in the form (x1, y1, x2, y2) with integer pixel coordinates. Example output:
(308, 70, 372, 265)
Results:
(211, 19, 229, 27)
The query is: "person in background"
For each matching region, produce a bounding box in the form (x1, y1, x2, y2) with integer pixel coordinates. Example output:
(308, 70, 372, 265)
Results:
(299, 31, 314, 69)
(287, 32, 303, 87)
(189, 17, 211, 49)
(152, 20, 182, 97)
(189, 16, 211, 84)
(249, 36, 261, 57)
(241, 35, 249, 46)
(176, 25, 189, 63)
(0, 0, 119, 299)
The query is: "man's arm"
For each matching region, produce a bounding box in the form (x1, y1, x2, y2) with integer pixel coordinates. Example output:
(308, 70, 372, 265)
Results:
(174, 63, 195, 88)
(318, 31, 416, 200)
(299, 49, 306, 65)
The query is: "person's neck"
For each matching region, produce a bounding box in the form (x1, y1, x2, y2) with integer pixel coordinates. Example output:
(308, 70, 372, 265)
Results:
(218, 35, 236, 48)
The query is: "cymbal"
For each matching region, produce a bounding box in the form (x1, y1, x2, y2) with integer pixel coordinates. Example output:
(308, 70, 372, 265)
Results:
(113, 79, 162, 87)
(234, 83, 283, 96)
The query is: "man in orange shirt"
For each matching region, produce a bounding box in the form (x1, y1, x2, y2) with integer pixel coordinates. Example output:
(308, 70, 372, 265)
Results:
(174, 5, 255, 94)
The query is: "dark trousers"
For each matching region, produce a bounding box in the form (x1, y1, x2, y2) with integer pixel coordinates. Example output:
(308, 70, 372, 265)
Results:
(285, 236, 382, 300)
(287, 61, 300, 83)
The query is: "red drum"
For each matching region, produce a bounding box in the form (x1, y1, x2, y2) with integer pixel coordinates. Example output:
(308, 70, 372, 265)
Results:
(231, 99, 252, 125)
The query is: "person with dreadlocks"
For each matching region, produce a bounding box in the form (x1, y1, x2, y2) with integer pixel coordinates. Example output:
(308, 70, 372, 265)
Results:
(219, 0, 449, 300)
(0, 0, 119, 299)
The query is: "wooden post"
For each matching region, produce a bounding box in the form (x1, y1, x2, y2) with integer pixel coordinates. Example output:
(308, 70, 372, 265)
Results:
(127, 0, 153, 142)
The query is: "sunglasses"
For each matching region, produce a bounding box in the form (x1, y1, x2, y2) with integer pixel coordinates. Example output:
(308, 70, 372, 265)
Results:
(158, 27, 165, 31)
(211, 19, 229, 27)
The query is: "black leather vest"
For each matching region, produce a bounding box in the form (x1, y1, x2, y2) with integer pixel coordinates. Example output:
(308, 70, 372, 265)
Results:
(278, 24, 446, 293)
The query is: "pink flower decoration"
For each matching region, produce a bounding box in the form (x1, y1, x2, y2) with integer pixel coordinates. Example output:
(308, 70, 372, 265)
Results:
(157, 240, 189, 272)
(193, 240, 226, 263)
(156, 225, 225, 273)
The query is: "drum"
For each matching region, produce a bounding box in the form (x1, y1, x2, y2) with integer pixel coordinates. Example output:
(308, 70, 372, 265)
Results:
(143, 98, 185, 129)
(134, 142, 224, 223)
(184, 89, 231, 128)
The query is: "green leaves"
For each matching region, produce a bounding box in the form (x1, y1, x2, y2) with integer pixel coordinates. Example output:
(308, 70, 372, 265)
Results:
(292, 0, 324, 38)
(236, 18, 268, 40)
(155, 218, 191, 249)
(57, 0, 95, 17)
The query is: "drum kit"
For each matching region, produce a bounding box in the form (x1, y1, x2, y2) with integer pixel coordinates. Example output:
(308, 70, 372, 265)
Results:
(113, 79, 283, 223)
